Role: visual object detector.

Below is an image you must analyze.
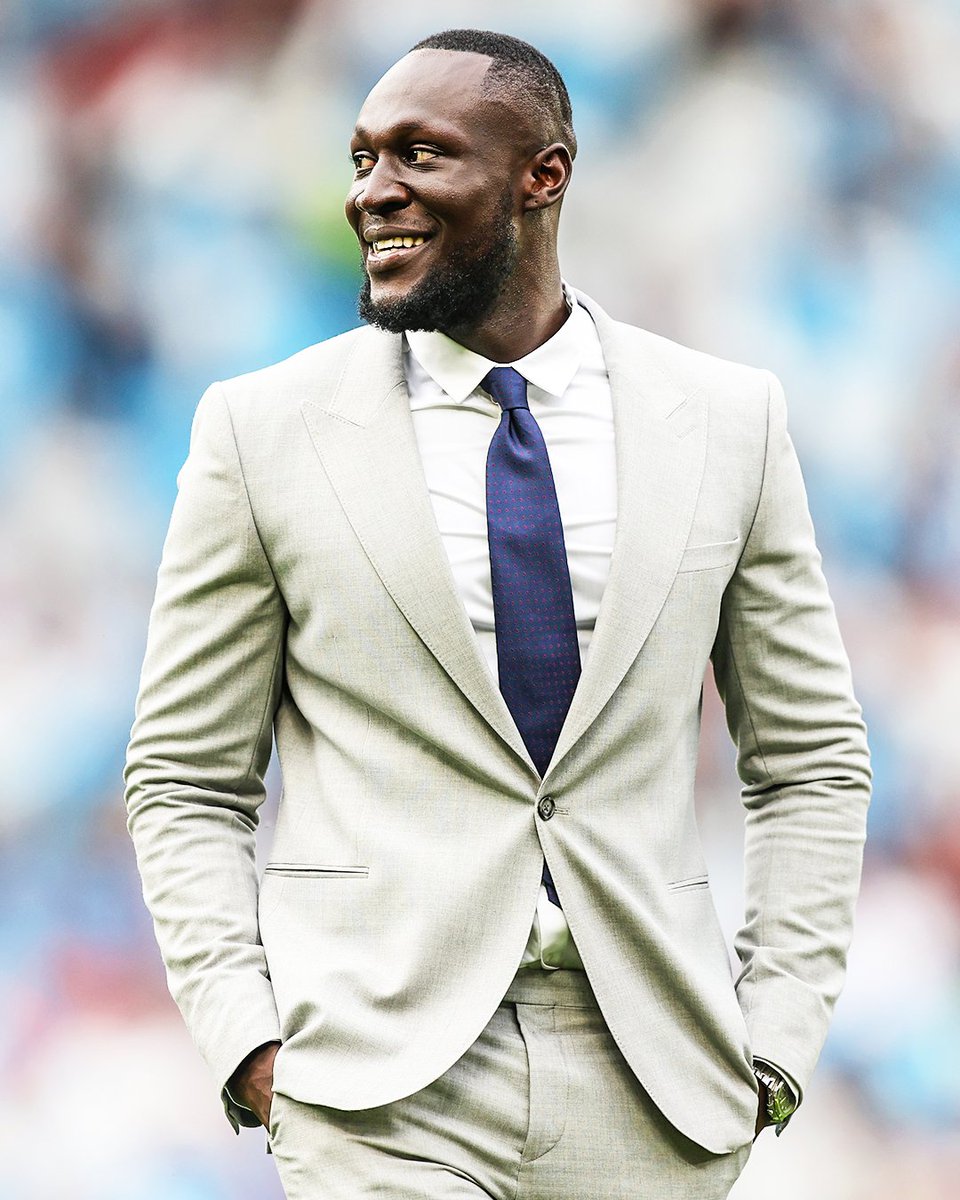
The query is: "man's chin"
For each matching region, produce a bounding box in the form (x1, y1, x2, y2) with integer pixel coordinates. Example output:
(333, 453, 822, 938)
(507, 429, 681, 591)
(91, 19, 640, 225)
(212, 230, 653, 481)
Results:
(358, 279, 442, 334)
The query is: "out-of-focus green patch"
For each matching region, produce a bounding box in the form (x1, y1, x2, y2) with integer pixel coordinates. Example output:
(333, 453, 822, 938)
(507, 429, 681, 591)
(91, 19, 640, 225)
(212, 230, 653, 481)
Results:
(294, 186, 364, 276)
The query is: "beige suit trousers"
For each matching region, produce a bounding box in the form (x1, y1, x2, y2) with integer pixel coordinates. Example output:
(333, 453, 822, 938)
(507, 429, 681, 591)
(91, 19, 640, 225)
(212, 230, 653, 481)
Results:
(267, 969, 752, 1199)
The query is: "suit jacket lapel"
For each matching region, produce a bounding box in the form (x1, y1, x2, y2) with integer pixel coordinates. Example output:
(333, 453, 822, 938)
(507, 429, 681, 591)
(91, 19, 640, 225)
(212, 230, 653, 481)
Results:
(547, 295, 708, 774)
(300, 328, 536, 772)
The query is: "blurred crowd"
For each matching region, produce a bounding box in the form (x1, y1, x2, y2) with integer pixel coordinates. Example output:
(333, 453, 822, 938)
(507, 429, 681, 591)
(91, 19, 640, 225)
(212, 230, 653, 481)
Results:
(2, 0, 959, 1196)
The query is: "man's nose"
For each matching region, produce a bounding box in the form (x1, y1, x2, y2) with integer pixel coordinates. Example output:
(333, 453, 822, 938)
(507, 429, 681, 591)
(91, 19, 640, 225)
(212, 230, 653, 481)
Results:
(356, 157, 409, 214)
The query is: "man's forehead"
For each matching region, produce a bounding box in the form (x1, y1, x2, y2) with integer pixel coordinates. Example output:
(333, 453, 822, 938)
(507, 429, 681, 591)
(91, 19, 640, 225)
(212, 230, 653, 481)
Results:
(354, 48, 494, 135)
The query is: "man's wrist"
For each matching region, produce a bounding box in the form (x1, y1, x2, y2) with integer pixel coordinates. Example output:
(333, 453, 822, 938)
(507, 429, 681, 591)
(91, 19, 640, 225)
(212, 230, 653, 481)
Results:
(227, 1041, 281, 1119)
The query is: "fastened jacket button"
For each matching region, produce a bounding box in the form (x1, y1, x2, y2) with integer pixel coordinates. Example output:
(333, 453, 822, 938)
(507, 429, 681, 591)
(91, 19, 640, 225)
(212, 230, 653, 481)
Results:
(537, 796, 556, 820)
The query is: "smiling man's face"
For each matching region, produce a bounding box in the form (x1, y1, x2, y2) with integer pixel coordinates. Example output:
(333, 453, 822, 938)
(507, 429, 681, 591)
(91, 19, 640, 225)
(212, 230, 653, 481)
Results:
(345, 49, 531, 335)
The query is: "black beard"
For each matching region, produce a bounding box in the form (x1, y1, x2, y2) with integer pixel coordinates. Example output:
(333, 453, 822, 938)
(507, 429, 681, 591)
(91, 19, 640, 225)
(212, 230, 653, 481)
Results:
(357, 200, 518, 335)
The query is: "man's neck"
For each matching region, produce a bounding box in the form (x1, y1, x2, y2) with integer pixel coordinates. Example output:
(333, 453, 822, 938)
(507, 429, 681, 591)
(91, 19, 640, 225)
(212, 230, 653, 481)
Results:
(441, 267, 568, 363)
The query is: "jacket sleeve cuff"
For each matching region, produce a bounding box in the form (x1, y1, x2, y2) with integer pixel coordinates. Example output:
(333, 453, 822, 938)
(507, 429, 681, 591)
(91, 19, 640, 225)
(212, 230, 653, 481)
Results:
(222, 1083, 265, 1132)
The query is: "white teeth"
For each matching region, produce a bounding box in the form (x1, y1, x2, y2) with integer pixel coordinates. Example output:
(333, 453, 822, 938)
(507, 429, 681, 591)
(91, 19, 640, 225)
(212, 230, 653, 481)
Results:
(371, 236, 425, 253)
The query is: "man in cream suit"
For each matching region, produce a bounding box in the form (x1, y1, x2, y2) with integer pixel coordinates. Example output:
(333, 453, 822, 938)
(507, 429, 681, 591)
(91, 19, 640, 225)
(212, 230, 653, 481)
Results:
(125, 28, 870, 1200)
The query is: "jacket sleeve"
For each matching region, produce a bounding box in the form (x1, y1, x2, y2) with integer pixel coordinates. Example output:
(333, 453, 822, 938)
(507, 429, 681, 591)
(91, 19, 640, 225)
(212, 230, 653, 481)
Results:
(710, 371, 871, 1098)
(124, 382, 285, 1130)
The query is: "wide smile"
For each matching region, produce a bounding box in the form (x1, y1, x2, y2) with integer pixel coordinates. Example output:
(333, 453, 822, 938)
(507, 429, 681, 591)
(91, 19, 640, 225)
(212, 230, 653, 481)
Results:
(364, 234, 433, 274)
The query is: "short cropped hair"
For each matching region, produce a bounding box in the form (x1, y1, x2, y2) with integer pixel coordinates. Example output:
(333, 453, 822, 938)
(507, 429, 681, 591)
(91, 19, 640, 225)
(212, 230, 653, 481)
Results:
(410, 28, 577, 159)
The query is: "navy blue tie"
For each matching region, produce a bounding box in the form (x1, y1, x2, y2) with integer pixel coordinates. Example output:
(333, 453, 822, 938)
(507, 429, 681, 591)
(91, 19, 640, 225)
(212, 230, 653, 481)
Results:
(483, 366, 581, 906)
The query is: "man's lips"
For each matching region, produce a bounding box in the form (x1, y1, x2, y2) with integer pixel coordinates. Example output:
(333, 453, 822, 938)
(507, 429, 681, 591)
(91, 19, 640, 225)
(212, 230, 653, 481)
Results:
(363, 231, 434, 273)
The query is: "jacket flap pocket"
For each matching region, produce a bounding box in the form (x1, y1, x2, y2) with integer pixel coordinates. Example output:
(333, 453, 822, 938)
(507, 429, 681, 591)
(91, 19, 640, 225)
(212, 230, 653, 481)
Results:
(666, 874, 710, 892)
(263, 864, 370, 879)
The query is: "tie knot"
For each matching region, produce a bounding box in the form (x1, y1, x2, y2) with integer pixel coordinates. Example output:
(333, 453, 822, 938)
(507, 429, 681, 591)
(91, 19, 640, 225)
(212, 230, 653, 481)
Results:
(482, 366, 528, 412)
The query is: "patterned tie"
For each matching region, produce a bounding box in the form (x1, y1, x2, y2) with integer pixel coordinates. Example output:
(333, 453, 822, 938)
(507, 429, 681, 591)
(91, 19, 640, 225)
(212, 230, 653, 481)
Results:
(483, 366, 581, 906)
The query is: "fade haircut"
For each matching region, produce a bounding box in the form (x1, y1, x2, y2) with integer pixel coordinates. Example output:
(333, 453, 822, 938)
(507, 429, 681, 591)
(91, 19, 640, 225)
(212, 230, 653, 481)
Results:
(410, 29, 577, 159)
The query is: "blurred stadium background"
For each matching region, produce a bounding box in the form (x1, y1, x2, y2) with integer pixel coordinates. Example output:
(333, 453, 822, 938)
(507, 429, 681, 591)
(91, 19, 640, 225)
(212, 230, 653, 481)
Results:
(2, 0, 960, 1195)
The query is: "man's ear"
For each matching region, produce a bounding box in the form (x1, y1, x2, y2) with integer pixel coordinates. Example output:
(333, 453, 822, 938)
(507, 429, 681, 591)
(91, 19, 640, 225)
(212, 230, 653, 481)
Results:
(522, 143, 573, 212)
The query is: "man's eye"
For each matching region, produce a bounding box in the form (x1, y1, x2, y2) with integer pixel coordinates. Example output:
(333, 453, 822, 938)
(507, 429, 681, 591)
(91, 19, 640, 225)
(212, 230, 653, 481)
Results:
(352, 152, 375, 173)
(408, 147, 439, 165)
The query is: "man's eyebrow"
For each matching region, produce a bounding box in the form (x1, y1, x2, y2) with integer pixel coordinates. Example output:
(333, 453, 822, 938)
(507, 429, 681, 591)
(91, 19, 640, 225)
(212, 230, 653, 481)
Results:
(350, 117, 466, 147)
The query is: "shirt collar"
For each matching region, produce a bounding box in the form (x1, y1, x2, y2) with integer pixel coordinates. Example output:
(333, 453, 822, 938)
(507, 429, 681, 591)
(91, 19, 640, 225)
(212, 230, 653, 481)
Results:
(405, 283, 588, 403)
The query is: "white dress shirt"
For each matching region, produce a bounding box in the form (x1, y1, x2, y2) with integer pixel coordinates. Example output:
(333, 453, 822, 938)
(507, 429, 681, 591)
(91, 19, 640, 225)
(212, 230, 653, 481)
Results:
(404, 288, 616, 969)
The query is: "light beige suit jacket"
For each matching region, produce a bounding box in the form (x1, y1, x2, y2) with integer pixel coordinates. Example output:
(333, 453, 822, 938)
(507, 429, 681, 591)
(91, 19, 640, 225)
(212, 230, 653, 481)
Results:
(125, 291, 870, 1156)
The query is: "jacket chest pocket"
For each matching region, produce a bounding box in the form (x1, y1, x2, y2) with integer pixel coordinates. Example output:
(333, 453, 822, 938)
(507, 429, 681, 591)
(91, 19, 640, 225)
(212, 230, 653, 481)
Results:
(676, 536, 741, 573)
